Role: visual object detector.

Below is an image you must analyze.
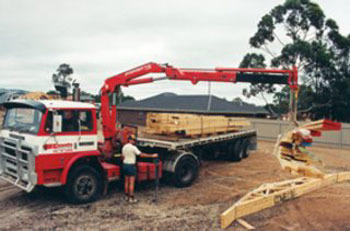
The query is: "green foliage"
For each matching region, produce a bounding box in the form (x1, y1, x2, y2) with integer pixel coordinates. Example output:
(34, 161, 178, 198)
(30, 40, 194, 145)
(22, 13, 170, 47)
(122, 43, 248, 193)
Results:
(52, 64, 74, 84)
(46, 90, 58, 95)
(51, 63, 74, 98)
(240, 53, 266, 68)
(56, 64, 73, 77)
(118, 91, 135, 104)
(241, 0, 350, 122)
(271, 84, 314, 114)
(239, 53, 276, 101)
(94, 90, 135, 104)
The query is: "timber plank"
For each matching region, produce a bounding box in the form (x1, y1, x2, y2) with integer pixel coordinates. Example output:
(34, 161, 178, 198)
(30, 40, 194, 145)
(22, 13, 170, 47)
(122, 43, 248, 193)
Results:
(237, 219, 255, 230)
(337, 171, 350, 182)
(145, 113, 250, 137)
(221, 205, 236, 229)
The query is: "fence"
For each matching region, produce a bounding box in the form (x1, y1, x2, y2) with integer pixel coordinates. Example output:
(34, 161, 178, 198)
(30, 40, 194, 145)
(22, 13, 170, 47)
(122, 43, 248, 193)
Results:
(250, 119, 350, 149)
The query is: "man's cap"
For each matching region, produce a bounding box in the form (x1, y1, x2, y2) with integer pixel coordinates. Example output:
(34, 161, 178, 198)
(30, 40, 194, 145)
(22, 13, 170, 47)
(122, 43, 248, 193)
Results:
(128, 134, 136, 141)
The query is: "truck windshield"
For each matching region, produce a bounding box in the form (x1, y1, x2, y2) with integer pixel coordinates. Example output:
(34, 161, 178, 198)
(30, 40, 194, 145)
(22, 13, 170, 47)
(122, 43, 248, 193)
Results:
(2, 107, 43, 134)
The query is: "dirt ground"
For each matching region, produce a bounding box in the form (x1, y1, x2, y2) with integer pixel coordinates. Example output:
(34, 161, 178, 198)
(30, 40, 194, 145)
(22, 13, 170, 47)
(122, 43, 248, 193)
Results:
(0, 141, 350, 231)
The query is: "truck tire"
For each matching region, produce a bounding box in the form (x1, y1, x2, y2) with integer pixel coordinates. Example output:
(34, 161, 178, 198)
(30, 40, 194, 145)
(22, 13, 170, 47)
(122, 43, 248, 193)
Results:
(242, 139, 251, 158)
(203, 146, 221, 160)
(65, 165, 102, 204)
(228, 139, 244, 162)
(173, 155, 199, 188)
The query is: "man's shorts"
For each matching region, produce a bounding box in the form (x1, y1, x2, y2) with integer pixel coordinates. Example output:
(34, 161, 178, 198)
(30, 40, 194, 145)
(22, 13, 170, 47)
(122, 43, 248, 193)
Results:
(123, 164, 137, 176)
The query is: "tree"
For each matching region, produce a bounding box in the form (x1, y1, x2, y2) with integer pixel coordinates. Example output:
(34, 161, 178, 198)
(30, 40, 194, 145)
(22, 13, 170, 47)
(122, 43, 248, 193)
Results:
(241, 0, 350, 121)
(57, 64, 73, 77)
(232, 97, 245, 105)
(94, 89, 135, 104)
(46, 90, 58, 95)
(270, 84, 315, 118)
(240, 53, 275, 101)
(116, 90, 135, 105)
(52, 64, 74, 98)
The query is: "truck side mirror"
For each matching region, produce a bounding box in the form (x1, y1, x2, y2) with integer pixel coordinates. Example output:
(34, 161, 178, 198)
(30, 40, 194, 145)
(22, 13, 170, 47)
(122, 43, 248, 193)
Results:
(53, 114, 62, 133)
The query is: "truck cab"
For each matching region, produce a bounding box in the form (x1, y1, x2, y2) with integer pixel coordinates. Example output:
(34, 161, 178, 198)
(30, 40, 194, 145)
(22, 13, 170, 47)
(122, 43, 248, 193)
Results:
(0, 99, 162, 203)
(0, 100, 107, 201)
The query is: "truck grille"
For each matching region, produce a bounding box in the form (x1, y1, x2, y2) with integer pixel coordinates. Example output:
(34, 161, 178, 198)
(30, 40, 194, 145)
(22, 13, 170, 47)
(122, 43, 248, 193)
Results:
(0, 137, 37, 192)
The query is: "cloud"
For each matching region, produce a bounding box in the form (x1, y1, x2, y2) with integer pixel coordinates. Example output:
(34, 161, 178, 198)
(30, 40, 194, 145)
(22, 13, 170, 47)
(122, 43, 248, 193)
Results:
(0, 0, 348, 105)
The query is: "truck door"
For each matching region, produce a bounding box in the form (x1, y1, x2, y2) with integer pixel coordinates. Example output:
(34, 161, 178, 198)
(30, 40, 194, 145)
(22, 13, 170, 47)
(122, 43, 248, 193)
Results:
(43, 109, 97, 154)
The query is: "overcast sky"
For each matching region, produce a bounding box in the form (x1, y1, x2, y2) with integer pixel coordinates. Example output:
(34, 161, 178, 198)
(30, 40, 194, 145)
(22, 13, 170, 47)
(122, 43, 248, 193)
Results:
(0, 0, 349, 105)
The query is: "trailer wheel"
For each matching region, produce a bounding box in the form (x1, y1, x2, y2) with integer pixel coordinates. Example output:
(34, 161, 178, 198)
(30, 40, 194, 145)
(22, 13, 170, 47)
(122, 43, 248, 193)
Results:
(228, 140, 244, 162)
(242, 139, 251, 158)
(173, 155, 199, 188)
(65, 165, 102, 204)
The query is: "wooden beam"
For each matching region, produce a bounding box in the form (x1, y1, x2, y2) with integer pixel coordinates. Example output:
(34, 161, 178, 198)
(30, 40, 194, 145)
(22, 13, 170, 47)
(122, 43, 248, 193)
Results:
(237, 219, 255, 230)
(338, 171, 350, 182)
(221, 203, 236, 229)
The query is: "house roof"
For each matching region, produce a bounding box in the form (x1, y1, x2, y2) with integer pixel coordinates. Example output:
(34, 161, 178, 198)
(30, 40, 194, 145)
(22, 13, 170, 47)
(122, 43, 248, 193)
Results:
(117, 93, 268, 115)
(0, 89, 28, 104)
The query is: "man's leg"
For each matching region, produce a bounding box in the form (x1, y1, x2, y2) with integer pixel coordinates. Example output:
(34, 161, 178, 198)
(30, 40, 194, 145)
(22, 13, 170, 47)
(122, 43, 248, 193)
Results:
(124, 176, 130, 198)
(129, 176, 136, 199)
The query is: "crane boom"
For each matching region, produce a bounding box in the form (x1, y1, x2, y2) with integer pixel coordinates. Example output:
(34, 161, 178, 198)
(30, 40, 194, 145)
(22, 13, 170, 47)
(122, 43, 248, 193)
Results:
(100, 62, 298, 155)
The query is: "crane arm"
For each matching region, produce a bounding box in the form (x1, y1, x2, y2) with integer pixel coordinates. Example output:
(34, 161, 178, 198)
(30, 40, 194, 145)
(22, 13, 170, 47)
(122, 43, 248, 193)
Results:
(100, 62, 298, 155)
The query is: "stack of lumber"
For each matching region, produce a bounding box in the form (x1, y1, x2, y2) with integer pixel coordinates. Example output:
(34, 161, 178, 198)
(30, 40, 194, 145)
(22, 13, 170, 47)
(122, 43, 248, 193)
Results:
(301, 119, 341, 136)
(18, 92, 51, 100)
(145, 113, 251, 137)
(221, 172, 350, 229)
(301, 119, 342, 131)
(275, 119, 342, 178)
(276, 133, 325, 178)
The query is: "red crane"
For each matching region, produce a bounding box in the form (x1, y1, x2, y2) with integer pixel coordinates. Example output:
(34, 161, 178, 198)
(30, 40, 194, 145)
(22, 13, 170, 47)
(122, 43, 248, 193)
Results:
(100, 62, 298, 156)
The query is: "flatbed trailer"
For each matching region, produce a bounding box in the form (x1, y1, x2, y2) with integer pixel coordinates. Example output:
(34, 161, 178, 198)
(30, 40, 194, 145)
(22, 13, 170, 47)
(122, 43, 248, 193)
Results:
(138, 129, 257, 150)
(136, 129, 257, 187)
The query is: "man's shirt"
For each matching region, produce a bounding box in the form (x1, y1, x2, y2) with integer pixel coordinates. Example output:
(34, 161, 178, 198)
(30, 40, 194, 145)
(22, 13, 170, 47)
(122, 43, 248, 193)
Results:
(122, 143, 141, 164)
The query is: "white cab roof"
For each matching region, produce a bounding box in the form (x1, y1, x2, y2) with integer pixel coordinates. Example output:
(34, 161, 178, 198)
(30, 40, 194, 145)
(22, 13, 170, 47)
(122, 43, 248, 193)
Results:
(39, 100, 96, 109)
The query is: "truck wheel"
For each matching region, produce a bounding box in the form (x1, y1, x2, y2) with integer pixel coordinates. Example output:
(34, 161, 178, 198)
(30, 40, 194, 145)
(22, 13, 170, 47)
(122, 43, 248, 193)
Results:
(173, 155, 199, 188)
(65, 165, 102, 204)
(242, 139, 251, 158)
(228, 140, 244, 162)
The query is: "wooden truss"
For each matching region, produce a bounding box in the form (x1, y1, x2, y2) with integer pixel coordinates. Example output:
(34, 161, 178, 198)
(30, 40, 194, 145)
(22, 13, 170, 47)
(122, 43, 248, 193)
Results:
(220, 118, 344, 229)
(221, 172, 350, 229)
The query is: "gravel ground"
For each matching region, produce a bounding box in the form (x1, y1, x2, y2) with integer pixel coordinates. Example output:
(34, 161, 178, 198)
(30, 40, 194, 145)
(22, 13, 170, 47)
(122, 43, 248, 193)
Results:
(0, 141, 350, 230)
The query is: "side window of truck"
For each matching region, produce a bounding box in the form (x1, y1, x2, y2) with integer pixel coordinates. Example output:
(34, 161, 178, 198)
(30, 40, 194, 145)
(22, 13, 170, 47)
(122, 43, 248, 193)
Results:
(78, 110, 93, 131)
(61, 110, 79, 132)
(44, 111, 53, 132)
(44, 110, 93, 133)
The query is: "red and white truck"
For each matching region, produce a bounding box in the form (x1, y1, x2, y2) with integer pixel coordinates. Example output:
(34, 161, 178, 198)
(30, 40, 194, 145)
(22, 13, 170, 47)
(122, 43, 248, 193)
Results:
(0, 62, 298, 203)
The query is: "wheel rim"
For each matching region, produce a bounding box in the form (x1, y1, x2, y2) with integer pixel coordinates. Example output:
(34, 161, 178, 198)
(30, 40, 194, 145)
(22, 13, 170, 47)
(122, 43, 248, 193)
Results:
(244, 144, 249, 157)
(74, 175, 96, 200)
(179, 163, 193, 183)
(234, 141, 242, 159)
(239, 149, 244, 159)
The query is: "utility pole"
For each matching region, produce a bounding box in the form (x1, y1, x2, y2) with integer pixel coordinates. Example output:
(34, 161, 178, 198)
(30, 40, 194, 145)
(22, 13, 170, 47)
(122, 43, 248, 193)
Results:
(207, 82, 212, 112)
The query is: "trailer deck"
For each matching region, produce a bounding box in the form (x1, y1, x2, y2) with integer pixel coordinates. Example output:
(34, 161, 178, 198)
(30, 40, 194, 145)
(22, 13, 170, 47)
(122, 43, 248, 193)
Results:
(137, 129, 257, 150)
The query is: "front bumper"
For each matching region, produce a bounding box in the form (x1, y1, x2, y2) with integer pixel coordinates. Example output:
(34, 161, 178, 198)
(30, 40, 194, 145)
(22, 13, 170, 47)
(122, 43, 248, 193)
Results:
(0, 137, 37, 192)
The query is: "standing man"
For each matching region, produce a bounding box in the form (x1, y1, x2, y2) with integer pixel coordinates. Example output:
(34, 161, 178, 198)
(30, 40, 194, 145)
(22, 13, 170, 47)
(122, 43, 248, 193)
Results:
(122, 135, 157, 203)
